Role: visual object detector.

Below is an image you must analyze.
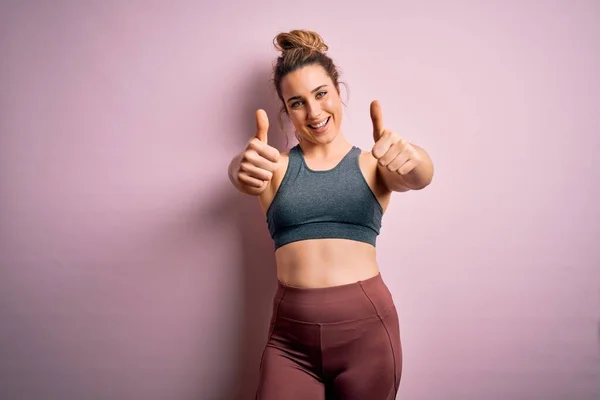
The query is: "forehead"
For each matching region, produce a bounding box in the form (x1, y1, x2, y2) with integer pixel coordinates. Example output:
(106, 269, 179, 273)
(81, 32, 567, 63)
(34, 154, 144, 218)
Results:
(280, 64, 332, 97)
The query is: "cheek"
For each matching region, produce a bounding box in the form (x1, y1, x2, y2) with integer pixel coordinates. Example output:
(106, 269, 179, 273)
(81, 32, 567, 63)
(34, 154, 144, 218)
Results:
(324, 96, 342, 115)
(289, 111, 305, 127)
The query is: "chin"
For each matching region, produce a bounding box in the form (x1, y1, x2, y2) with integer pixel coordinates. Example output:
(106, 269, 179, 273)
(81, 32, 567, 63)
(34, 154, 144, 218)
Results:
(308, 125, 340, 144)
(309, 132, 338, 145)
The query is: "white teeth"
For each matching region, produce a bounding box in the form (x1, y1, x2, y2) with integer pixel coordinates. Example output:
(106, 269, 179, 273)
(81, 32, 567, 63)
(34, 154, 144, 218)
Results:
(310, 117, 329, 129)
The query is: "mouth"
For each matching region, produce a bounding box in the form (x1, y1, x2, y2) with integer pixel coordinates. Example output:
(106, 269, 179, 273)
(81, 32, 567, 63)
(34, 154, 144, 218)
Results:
(307, 117, 331, 133)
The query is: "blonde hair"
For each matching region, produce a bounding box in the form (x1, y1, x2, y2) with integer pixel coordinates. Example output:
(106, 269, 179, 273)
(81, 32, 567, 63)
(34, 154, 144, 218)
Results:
(274, 29, 329, 54)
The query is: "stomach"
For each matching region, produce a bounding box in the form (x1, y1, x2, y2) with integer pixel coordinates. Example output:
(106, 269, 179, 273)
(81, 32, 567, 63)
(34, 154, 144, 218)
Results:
(274, 238, 380, 288)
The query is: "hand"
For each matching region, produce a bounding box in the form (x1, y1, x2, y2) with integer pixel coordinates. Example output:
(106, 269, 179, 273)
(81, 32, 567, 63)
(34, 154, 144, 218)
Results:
(370, 100, 421, 176)
(235, 109, 280, 189)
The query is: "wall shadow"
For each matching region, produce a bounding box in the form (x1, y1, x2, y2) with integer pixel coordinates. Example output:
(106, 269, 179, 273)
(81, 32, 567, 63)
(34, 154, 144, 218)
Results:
(211, 62, 291, 400)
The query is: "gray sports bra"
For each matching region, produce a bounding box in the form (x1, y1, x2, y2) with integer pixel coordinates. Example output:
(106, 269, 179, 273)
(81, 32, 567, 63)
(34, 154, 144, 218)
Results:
(266, 144, 384, 250)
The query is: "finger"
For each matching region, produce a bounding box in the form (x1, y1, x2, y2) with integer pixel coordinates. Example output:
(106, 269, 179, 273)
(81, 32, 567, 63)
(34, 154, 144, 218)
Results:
(386, 149, 411, 172)
(238, 173, 267, 189)
(240, 162, 273, 181)
(372, 131, 398, 159)
(379, 142, 405, 169)
(248, 138, 280, 163)
(370, 100, 384, 142)
(255, 109, 269, 143)
(398, 159, 419, 175)
(379, 138, 408, 165)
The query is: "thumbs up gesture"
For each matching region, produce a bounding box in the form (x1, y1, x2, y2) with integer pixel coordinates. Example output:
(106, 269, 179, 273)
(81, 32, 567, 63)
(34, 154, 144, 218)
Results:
(234, 109, 280, 192)
(370, 100, 421, 176)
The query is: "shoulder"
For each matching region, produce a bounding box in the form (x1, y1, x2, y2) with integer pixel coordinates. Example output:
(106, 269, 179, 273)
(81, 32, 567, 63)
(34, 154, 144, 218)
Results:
(275, 150, 291, 176)
(357, 148, 378, 167)
(258, 149, 291, 214)
(357, 148, 393, 211)
(356, 147, 378, 175)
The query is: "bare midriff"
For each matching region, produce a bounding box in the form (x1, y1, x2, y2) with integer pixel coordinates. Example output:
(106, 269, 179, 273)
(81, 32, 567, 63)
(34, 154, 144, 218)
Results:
(274, 238, 380, 288)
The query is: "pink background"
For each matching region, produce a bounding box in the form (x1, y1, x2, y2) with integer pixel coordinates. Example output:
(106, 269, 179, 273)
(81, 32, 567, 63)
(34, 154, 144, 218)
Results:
(1, 1, 599, 399)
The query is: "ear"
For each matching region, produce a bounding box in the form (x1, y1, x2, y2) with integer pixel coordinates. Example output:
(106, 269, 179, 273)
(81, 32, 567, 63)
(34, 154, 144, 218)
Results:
(336, 81, 345, 98)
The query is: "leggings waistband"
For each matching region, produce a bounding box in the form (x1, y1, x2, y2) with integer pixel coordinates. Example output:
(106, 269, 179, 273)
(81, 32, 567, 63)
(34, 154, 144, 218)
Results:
(272, 273, 395, 324)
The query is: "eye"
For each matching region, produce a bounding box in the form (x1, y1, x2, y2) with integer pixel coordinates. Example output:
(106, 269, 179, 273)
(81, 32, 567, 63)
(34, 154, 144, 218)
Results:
(290, 100, 303, 108)
(316, 91, 327, 98)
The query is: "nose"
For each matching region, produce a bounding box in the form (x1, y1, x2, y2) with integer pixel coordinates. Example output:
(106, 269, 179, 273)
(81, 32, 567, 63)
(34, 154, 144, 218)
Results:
(306, 100, 322, 119)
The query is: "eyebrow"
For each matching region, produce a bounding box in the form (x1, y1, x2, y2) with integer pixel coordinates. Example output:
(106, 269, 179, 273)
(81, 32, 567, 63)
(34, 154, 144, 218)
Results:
(286, 85, 328, 104)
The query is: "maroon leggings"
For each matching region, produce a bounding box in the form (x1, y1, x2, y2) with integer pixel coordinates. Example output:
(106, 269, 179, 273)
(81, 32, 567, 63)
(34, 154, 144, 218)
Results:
(255, 273, 402, 400)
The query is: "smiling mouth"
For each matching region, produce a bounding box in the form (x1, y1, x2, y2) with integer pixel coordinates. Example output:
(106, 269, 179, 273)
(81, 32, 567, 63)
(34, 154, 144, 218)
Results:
(308, 117, 330, 129)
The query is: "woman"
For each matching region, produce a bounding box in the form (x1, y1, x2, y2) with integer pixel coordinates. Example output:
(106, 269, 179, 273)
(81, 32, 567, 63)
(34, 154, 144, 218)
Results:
(227, 29, 434, 400)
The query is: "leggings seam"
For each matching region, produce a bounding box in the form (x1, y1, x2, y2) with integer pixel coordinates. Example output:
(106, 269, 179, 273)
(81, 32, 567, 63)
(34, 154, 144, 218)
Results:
(358, 284, 398, 397)
(269, 289, 287, 342)
(319, 323, 325, 380)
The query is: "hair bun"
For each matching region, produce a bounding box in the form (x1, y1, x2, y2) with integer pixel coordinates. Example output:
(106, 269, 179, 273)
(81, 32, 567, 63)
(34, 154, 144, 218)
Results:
(274, 29, 329, 54)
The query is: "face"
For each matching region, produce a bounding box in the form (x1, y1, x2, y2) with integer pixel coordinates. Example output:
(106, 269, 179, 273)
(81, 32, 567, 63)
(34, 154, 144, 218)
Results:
(280, 64, 343, 145)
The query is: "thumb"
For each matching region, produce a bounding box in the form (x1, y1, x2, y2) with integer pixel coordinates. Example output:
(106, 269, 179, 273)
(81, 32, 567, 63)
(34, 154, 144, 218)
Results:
(370, 100, 384, 142)
(255, 109, 269, 143)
